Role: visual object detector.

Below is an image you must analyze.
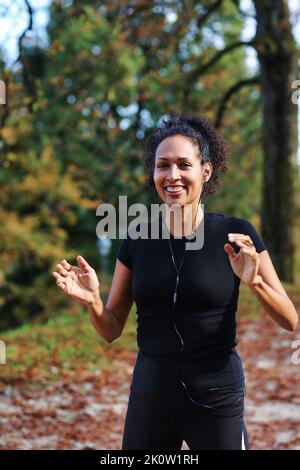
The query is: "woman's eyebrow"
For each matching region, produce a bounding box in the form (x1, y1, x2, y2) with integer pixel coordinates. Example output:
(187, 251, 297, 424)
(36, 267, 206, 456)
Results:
(156, 156, 191, 160)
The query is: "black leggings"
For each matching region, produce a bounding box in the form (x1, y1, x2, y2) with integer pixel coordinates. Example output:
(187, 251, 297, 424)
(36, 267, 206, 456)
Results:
(122, 380, 249, 450)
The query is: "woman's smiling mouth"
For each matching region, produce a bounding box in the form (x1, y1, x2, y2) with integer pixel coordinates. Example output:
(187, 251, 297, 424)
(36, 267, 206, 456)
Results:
(164, 185, 187, 195)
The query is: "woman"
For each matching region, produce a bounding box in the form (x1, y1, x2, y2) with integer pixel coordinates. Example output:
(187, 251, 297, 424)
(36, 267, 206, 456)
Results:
(52, 114, 298, 450)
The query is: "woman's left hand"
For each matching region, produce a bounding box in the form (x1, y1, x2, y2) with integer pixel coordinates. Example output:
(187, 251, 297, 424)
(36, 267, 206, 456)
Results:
(224, 233, 262, 286)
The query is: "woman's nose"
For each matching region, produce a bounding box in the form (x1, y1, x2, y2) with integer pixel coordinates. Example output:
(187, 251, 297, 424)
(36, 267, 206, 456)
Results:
(167, 164, 181, 181)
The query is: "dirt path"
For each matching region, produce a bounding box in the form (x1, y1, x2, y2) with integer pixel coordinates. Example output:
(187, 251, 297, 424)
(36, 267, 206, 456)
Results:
(0, 315, 299, 450)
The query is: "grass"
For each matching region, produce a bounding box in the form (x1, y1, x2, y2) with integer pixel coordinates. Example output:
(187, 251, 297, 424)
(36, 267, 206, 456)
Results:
(0, 303, 138, 385)
(0, 271, 138, 385)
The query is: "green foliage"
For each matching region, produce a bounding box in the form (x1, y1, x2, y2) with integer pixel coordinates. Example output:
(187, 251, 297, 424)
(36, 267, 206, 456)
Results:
(0, 0, 267, 329)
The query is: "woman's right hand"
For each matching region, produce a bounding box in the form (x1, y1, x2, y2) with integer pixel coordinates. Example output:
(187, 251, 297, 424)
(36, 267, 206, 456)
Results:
(52, 255, 100, 305)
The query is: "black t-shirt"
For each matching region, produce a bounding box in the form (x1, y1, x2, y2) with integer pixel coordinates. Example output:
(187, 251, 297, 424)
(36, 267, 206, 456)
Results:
(116, 212, 267, 397)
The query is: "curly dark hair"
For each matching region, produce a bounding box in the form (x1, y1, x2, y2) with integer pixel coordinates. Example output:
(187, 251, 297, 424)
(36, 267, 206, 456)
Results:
(144, 113, 229, 197)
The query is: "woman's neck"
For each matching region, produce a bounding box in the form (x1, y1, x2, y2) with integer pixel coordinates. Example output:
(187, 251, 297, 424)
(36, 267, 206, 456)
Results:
(164, 202, 204, 237)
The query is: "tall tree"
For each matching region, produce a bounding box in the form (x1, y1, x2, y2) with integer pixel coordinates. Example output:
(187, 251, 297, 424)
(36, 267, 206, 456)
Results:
(253, 0, 299, 281)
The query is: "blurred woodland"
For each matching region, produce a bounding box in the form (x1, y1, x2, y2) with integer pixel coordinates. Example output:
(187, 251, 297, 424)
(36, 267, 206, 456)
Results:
(0, 0, 299, 329)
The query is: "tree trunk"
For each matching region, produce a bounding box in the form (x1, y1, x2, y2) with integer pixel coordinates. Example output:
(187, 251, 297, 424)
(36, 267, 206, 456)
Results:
(253, 0, 299, 282)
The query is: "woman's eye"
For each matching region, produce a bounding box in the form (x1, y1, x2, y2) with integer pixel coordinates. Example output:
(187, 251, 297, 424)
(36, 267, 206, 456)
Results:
(157, 163, 190, 168)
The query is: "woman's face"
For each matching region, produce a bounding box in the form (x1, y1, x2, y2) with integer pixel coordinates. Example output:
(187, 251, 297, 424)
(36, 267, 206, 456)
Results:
(153, 134, 211, 207)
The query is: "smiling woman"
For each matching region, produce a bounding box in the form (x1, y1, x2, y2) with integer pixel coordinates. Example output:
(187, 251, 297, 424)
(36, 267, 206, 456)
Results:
(53, 113, 298, 451)
(144, 114, 228, 238)
(118, 113, 297, 450)
(145, 114, 228, 195)
(153, 135, 209, 237)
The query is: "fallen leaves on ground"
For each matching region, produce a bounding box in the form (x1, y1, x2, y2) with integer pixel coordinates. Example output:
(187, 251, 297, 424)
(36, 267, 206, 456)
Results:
(0, 314, 299, 450)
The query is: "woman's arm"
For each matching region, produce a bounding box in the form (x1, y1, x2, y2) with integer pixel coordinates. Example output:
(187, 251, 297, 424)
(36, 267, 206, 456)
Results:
(225, 234, 298, 332)
(85, 259, 134, 343)
(85, 290, 122, 344)
(248, 250, 298, 332)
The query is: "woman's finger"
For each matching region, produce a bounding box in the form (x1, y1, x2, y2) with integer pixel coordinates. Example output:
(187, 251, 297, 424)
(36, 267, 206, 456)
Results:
(241, 248, 256, 256)
(224, 243, 237, 256)
(56, 263, 69, 277)
(228, 233, 252, 241)
(53, 271, 66, 282)
(53, 273, 67, 290)
(61, 259, 71, 270)
(77, 255, 91, 272)
(229, 235, 254, 245)
(232, 239, 255, 250)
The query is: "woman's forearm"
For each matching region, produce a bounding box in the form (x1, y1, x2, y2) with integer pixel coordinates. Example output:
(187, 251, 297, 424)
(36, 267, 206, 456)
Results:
(85, 290, 121, 343)
(248, 275, 299, 332)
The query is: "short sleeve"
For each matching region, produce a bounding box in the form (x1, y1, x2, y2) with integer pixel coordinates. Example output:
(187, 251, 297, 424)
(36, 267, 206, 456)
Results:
(116, 235, 132, 269)
(229, 217, 267, 253)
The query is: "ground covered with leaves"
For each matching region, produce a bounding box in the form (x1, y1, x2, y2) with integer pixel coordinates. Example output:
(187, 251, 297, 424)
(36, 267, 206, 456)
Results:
(1, 286, 300, 450)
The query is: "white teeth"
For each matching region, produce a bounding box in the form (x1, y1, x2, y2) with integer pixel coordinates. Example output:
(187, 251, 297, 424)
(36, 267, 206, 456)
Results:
(166, 186, 185, 192)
